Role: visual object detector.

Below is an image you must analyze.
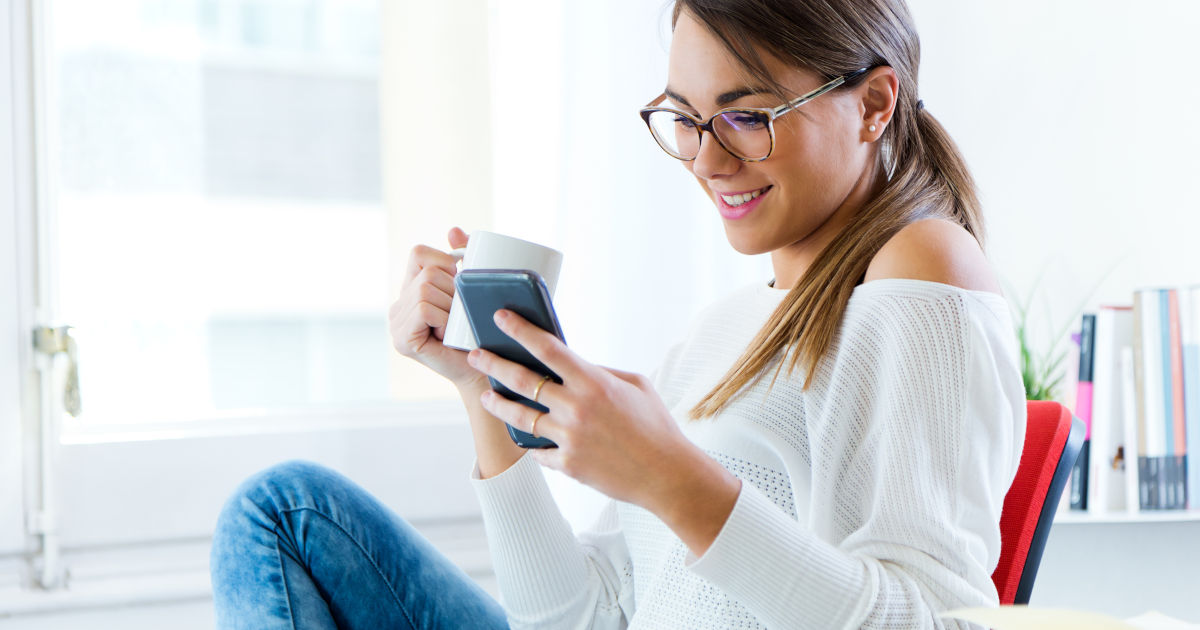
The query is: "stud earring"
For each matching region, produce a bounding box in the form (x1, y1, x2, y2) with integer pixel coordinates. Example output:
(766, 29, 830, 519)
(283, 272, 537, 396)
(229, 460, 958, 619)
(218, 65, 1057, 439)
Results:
(869, 124, 877, 133)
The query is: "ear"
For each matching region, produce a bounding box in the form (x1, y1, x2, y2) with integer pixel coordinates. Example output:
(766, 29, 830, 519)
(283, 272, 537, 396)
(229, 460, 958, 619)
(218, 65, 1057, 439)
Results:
(858, 66, 899, 142)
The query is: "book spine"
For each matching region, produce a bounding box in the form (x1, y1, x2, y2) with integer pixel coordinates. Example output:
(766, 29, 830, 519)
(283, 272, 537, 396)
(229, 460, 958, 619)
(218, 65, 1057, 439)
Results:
(1150, 457, 1160, 509)
(1121, 346, 1140, 513)
(1071, 313, 1096, 510)
(1088, 308, 1117, 512)
(1184, 286, 1200, 509)
(1139, 457, 1150, 508)
(1160, 290, 1175, 457)
(1148, 290, 1165, 508)
(1166, 289, 1187, 508)
(1133, 294, 1147, 509)
(1093, 306, 1135, 513)
(1135, 290, 1164, 509)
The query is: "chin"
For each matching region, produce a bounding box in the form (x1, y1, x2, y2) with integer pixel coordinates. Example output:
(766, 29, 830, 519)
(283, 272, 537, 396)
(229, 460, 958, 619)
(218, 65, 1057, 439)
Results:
(722, 225, 775, 256)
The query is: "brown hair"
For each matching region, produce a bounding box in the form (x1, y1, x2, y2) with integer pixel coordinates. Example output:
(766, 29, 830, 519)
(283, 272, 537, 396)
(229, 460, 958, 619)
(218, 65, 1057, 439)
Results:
(679, 0, 985, 419)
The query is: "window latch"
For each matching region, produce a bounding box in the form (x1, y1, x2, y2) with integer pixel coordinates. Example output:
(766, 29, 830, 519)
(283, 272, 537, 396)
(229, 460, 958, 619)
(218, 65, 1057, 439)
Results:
(33, 326, 81, 418)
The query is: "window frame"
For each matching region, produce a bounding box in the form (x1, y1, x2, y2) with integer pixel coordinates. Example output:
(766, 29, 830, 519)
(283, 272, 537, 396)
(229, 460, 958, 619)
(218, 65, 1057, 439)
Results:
(1, 0, 36, 562)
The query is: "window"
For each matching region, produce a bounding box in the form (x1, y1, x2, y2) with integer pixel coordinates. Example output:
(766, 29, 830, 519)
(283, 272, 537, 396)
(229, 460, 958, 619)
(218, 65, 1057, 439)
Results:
(53, 0, 390, 426)
(3, 0, 485, 606)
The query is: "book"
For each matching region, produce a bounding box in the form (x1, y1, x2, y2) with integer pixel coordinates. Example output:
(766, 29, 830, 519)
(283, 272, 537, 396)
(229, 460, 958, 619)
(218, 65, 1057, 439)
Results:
(1134, 289, 1166, 509)
(1070, 313, 1096, 510)
(1121, 346, 1140, 513)
(1087, 305, 1133, 513)
(1063, 327, 1082, 414)
(1183, 285, 1200, 509)
(1163, 289, 1187, 509)
(1131, 288, 1190, 510)
(1133, 297, 1149, 509)
(1057, 329, 1083, 518)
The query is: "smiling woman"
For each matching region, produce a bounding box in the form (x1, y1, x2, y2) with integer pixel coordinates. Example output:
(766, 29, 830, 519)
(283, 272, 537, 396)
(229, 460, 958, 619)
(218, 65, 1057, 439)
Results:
(209, 0, 1025, 628)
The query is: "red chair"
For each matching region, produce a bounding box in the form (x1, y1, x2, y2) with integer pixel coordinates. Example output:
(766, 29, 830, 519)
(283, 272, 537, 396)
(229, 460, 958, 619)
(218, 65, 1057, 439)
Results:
(991, 400, 1085, 605)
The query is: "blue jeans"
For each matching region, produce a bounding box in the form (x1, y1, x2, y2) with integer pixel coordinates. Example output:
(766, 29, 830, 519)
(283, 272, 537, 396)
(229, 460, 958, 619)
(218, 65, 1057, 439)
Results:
(210, 460, 510, 630)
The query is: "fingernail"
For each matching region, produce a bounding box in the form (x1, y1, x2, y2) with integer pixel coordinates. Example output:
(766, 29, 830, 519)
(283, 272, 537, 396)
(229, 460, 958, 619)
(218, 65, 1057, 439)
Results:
(467, 349, 480, 364)
(494, 310, 509, 324)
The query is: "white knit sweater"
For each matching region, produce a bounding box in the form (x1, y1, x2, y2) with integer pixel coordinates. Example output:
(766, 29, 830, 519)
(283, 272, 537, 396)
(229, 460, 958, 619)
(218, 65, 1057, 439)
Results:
(470, 278, 1026, 629)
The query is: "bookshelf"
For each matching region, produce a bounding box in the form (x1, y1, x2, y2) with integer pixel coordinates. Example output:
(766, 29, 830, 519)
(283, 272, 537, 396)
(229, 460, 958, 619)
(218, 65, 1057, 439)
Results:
(1054, 509, 1200, 525)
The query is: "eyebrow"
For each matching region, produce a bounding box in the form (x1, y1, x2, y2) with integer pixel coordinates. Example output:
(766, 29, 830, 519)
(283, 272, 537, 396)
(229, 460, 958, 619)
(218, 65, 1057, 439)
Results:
(663, 86, 772, 109)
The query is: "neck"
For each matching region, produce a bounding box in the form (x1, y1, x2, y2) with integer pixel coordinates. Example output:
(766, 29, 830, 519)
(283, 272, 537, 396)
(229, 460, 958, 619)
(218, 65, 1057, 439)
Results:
(769, 160, 886, 290)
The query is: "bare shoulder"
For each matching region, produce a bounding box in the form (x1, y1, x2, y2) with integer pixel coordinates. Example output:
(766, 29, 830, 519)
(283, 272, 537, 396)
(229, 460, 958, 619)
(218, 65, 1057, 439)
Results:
(863, 218, 1002, 295)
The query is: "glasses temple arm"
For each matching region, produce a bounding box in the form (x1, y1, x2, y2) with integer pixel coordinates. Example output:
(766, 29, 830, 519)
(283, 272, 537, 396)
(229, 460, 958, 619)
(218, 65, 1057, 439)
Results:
(769, 67, 870, 117)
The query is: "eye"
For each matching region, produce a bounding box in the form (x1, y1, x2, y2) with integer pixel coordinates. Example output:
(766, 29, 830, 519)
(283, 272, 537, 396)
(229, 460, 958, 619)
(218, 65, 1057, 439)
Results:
(723, 112, 768, 130)
(672, 115, 698, 129)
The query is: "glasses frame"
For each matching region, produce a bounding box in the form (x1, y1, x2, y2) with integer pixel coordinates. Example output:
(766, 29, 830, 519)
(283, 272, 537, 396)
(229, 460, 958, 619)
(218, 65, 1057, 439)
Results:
(639, 67, 869, 163)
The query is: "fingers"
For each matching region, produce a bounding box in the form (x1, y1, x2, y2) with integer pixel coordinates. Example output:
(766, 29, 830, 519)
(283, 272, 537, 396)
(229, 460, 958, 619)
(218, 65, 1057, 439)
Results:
(402, 227, 470, 283)
(396, 302, 449, 356)
(480, 389, 561, 444)
(468, 348, 564, 408)
(448, 226, 470, 250)
(528, 447, 563, 470)
(390, 265, 455, 327)
(492, 309, 588, 384)
(404, 243, 461, 283)
(415, 266, 455, 312)
(390, 265, 457, 356)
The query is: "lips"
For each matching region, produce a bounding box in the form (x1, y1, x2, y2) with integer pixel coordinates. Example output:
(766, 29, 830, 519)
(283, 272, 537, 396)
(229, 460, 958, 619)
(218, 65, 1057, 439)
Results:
(715, 185, 771, 220)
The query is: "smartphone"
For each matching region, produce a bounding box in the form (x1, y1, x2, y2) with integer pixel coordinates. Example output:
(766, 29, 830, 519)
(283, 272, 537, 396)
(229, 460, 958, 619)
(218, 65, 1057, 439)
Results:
(453, 269, 564, 449)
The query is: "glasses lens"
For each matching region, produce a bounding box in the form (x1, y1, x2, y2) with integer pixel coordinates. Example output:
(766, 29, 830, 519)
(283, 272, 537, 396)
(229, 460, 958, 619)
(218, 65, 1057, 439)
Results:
(713, 111, 772, 160)
(646, 110, 700, 159)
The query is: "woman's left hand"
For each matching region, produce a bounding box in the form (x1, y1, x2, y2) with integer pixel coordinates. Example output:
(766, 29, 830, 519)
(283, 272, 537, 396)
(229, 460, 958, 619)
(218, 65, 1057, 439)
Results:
(465, 309, 701, 511)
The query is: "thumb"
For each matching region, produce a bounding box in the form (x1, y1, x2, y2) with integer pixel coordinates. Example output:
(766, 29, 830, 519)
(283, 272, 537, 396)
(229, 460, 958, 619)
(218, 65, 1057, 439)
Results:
(448, 227, 470, 250)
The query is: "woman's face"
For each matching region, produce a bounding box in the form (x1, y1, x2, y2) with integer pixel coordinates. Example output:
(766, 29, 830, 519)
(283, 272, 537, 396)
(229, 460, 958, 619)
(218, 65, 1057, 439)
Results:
(667, 11, 880, 258)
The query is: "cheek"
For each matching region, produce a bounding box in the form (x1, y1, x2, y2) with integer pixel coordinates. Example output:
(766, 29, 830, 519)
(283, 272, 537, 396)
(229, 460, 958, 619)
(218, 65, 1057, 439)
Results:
(772, 122, 852, 186)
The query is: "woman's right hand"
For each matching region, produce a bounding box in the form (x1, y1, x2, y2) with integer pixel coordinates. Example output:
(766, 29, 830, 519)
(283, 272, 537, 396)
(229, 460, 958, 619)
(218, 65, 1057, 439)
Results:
(389, 227, 486, 392)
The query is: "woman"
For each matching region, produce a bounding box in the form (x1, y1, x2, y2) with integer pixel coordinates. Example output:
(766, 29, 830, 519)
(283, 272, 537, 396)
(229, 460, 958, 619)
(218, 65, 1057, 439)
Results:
(210, 0, 1025, 628)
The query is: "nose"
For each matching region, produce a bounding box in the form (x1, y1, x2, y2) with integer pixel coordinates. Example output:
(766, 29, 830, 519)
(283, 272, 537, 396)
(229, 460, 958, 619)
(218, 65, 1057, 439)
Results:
(689, 131, 740, 181)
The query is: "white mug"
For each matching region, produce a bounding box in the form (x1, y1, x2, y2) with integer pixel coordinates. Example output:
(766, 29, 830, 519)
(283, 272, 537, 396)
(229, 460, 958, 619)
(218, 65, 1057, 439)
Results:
(443, 231, 564, 351)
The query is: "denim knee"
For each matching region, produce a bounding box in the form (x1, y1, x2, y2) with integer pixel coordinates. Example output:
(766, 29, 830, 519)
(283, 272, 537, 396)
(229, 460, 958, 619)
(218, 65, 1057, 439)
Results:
(214, 459, 339, 536)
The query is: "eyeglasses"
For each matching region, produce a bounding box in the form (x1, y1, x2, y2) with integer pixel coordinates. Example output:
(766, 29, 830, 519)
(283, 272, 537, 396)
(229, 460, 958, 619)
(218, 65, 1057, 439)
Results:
(639, 68, 868, 162)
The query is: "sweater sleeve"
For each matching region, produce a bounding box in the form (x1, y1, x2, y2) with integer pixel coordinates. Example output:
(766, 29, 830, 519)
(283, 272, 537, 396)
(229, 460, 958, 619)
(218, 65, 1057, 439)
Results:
(686, 287, 1025, 630)
(470, 453, 634, 629)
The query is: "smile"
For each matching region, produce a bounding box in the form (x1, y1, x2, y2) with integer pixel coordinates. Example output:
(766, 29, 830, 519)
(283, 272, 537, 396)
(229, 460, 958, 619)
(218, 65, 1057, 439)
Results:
(720, 186, 770, 207)
(715, 185, 772, 220)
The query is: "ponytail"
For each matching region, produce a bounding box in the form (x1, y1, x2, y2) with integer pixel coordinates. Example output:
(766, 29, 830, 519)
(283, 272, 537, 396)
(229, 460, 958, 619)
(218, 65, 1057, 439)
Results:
(912, 103, 985, 247)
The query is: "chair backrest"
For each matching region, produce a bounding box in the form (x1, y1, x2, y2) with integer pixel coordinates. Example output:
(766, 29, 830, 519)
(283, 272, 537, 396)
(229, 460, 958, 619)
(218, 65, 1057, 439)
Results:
(991, 400, 1084, 605)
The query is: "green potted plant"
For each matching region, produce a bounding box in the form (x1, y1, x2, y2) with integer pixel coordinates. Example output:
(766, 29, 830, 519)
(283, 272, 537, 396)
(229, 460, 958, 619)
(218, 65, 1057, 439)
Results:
(1013, 300, 1069, 401)
(1008, 272, 1099, 403)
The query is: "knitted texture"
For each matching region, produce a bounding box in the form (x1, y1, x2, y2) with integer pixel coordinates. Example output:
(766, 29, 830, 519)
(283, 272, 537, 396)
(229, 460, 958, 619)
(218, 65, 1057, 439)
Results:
(471, 278, 1026, 630)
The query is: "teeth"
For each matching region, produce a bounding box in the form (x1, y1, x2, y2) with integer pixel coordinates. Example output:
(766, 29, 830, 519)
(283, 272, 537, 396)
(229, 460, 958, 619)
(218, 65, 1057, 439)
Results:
(721, 187, 765, 207)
